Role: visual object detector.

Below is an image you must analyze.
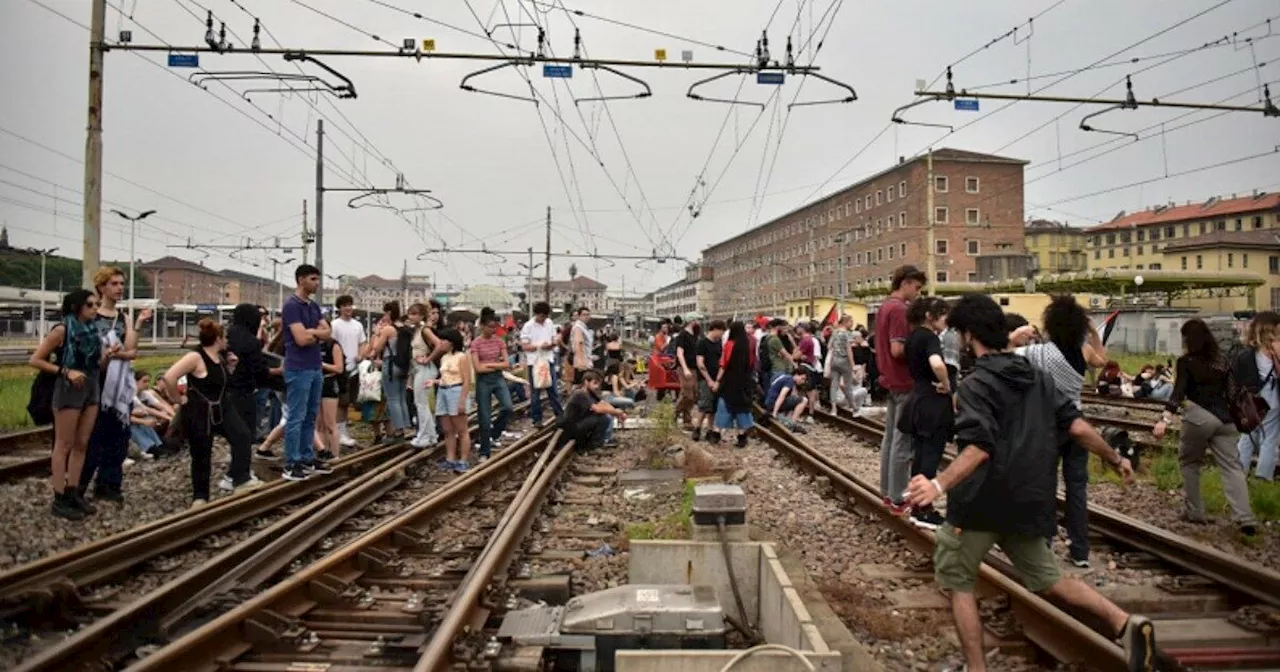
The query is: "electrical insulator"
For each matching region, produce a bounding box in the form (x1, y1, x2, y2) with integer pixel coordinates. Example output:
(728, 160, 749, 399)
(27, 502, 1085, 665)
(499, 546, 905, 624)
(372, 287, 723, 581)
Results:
(251, 19, 261, 51)
(785, 35, 794, 68)
(759, 30, 770, 67)
(204, 10, 215, 47)
(536, 28, 546, 58)
(218, 22, 228, 51)
(573, 28, 581, 60)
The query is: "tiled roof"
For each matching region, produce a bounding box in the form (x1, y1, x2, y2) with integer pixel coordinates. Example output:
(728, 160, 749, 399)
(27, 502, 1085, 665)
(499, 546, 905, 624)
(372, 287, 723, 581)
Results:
(1160, 228, 1280, 253)
(548, 275, 607, 291)
(1085, 192, 1280, 233)
(139, 255, 216, 273)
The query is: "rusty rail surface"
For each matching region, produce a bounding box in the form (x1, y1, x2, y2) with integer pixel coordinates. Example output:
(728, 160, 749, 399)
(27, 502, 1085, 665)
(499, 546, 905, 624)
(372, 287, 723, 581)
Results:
(121, 425, 562, 672)
(0, 426, 54, 482)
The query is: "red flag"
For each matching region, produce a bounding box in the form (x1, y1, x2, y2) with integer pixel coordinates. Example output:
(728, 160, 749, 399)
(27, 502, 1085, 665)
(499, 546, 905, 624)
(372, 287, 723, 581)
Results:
(1100, 310, 1121, 345)
(822, 304, 839, 327)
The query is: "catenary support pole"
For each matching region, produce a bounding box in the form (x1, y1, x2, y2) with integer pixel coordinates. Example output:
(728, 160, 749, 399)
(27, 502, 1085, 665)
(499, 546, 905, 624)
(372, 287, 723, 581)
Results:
(543, 206, 551, 304)
(82, 0, 106, 289)
(925, 148, 936, 297)
(315, 120, 325, 305)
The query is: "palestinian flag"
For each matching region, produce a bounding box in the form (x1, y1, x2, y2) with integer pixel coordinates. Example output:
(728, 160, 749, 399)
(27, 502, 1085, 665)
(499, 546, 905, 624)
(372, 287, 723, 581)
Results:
(821, 304, 840, 327)
(1100, 310, 1121, 345)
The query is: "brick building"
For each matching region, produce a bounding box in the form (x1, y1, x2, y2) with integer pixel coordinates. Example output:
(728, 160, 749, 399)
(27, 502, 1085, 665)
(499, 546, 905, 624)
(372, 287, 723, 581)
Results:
(139, 256, 234, 306)
(704, 148, 1028, 317)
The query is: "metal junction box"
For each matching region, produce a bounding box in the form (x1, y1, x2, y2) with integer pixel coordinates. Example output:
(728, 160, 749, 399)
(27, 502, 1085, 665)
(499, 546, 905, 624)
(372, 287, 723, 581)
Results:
(498, 584, 725, 671)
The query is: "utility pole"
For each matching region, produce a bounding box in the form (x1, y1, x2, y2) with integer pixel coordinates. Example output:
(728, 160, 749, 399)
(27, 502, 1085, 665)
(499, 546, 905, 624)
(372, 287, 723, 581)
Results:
(111, 209, 156, 309)
(526, 247, 535, 311)
(151, 270, 160, 343)
(807, 227, 816, 319)
(925, 148, 936, 297)
(301, 199, 309, 264)
(837, 234, 846, 317)
(543, 206, 551, 304)
(314, 119, 325, 305)
(82, 0, 106, 289)
(772, 264, 778, 318)
(33, 247, 59, 335)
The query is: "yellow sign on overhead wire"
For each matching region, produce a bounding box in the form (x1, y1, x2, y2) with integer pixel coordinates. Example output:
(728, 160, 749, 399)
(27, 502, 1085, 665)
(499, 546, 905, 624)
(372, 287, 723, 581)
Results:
(654, 49, 667, 62)
(422, 39, 436, 52)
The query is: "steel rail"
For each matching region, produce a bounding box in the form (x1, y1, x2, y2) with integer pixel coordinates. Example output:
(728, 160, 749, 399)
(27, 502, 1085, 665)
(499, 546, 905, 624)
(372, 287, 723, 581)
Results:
(812, 410, 1280, 608)
(415, 435, 574, 671)
(0, 404, 515, 614)
(755, 421, 1131, 670)
(0, 427, 54, 482)
(13, 418, 549, 672)
(124, 424, 558, 672)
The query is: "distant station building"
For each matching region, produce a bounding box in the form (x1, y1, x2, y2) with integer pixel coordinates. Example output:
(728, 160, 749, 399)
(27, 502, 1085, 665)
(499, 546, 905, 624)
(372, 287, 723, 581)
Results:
(704, 148, 1029, 317)
(1024, 219, 1088, 274)
(654, 264, 714, 319)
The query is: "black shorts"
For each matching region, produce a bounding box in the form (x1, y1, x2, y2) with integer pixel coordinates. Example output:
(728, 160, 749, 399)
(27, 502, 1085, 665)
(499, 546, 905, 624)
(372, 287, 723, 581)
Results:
(322, 376, 339, 399)
(341, 372, 360, 407)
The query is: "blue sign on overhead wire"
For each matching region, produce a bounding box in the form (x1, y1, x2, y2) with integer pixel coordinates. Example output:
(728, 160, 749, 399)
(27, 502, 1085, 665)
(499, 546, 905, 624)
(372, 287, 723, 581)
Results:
(757, 72, 785, 85)
(543, 65, 573, 79)
(167, 53, 199, 68)
(954, 98, 980, 111)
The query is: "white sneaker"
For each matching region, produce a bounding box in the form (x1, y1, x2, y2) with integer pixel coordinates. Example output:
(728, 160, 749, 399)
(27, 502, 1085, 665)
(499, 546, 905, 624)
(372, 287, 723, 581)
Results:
(190, 498, 208, 509)
(122, 458, 136, 468)
(235, 475, 265, 492)
(340, 436, 357, 447)
(217, 475, 235, 492)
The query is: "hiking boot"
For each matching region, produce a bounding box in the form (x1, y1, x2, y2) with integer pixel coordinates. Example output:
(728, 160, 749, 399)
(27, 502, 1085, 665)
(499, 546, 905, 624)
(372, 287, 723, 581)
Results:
(51, 492, 84, 520)
(735, 434, 748, 449)
(1118, 615, 1156, 672)
(707, 431, 722, 444)
(72, 491, 97, 515)
(691, 428, 702, 442)
(93, 486, 124, 504)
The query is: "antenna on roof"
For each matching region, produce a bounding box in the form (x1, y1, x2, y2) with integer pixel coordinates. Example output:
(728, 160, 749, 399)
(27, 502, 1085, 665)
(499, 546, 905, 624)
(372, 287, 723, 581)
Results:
(1110, 210, 1126, 222)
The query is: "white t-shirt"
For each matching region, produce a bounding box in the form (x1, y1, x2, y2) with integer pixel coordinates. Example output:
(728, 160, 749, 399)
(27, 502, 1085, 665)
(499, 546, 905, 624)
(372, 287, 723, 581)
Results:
(332, 317, 367, 371)
(520, 318, 560, 365)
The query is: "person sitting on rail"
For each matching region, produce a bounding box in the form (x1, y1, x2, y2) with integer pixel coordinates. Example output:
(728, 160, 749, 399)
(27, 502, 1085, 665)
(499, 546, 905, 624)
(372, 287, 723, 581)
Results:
(131, 371, 176, 459)
(1133, 363, 1175, 401)
(556, 371, 625, 452)
(905, 293, 1154, 672)
(1096, 360, 1130, 397)
(765, 368, 810, 428)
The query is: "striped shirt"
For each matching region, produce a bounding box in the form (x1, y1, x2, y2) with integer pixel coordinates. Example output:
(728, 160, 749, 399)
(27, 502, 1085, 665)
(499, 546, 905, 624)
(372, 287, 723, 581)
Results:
(469, 336, 507, 367)
(1016, 342, 1083, 409)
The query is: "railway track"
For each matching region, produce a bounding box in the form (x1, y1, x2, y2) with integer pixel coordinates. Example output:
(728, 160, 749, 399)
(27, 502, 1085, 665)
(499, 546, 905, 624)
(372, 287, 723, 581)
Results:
(791, 409, 1280, 671)
(0, 404, 529, 671)
(1082, 392, 1168, 414)
(111, 424, 572, 672)
(0, 427, 53, 483)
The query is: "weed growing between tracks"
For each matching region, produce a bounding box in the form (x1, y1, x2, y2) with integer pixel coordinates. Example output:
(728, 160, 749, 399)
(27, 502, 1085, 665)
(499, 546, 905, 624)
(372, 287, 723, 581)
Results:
(627, 481, 695, 541)
(0, 355, 181, 430)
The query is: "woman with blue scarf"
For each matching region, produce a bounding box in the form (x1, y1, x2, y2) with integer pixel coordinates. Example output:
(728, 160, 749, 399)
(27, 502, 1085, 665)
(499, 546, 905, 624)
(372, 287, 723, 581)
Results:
(29, 290, 110, 520)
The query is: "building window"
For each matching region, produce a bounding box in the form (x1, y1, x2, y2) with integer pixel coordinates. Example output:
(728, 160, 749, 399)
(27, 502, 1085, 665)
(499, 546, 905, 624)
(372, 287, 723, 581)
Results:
(1235, 218, 1243, 231)
(1149, 263, 1162, 270)
(1181, 256, 1187, 270)
(966, 208, 980, 225)
(1196, 255, 1203, 270)
(865, 195, 871, 210)
(967, 271, 978, 282)
(1228, 253, 1235, 268)
(1216, 220, 1226, 231)
(900, 242, 906, 256)
(1109, 249, 1115, 258)
(1271, 256, 1280, 274)
(1137, 245, 1143, 255)
(877, 248, 884, 262)
(1150, 228, 1160, 241)
(887, 187, 895, 203)
(1253, 216, 1263, 229)
(855, 200, 861, 214)
(965, 176, 979, 193)
(936, 239, 949, 254)
(935, 207, 949, 224)
(1137, 230, 1146, 242)
(934, 176, 949, 193)
(899, 211, 907, 228)
(1106, 233, 1116, 245)
(1123, 247, 1131, 257)
(876, 190, 883, 205)
(888, 245, 896, 260)
(1200, 222, 1207, 234)
(1243, 254, 1249, 268)
(935, 271, 949, 283)
(967, 240, 980, 255)
(898, 180, 906, 198)
(1094, 250, 1100, 259)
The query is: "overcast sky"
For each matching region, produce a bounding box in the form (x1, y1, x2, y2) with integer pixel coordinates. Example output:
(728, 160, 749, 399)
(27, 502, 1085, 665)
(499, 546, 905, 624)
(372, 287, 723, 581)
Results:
(2, 0, 1277, 296)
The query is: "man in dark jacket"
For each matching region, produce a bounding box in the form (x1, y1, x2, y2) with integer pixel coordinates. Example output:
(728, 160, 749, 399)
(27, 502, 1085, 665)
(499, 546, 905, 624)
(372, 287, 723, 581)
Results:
(906, 294, 1154, 672)
(227, 304, 270, 466)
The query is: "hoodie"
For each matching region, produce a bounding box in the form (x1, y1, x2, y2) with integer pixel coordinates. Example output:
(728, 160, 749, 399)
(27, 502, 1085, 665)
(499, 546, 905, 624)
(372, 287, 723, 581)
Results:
(227, 303, 269, 393)
(946, 352, 1080, 537)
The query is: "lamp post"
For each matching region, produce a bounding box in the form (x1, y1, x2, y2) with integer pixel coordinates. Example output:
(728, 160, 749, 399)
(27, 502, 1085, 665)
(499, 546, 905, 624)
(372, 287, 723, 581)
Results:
(28, 247, 58, 334)
(110, 208, 156, 307)
(269, 256, 297, 316)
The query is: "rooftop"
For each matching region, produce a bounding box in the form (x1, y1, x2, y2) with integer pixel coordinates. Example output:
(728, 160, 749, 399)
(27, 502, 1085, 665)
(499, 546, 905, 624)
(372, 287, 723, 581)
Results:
(703, 147, 1029, 254)
(1160, 228, 1280, 253)
(547, 275, 607, 291)
(1086, 192, 1280, 233)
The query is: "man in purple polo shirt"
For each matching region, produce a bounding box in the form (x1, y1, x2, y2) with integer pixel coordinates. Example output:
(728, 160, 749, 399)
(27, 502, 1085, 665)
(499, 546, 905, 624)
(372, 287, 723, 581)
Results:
(281, 264, 333, 481)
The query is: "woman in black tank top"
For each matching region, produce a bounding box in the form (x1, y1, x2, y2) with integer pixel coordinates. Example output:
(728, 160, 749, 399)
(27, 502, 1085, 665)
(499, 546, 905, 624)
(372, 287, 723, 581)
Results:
(162, 319, 255, 505)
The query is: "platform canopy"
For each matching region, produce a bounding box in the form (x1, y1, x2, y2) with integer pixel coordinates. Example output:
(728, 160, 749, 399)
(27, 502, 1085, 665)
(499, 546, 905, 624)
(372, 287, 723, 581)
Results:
(846, 269, 1265, 300)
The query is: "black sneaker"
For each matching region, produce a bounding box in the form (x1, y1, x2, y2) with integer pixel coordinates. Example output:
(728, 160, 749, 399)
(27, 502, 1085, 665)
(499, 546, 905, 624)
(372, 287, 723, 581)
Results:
(602, 439, 619, 448)
(316, 449, 335, 462)
(307, 461, 334, 476)
(93, 486, 124, 504)
(1242, 524, 1258, 537)
(910, 509, 945, 531)
(707, 431, 722, 444)
(691, 428, 702, 442)
(51, 492, 84, 520)
(255, 448, 279, 461)
(282, 465, 309, 481)
(1119, 615, 1156, 672)
(72, 490, 98, 515)
(736, 434, 748, 449)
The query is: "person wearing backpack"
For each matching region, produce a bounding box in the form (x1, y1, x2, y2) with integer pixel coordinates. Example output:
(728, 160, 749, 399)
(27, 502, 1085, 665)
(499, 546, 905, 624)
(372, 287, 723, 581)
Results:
(29, 289, 109, 520)
(369, 300, 414, 444)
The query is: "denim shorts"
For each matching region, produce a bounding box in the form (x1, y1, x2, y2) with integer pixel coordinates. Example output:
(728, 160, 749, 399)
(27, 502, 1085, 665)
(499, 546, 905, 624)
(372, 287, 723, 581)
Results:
(435, 385, 464, 416)
(715, 398, 754, 430)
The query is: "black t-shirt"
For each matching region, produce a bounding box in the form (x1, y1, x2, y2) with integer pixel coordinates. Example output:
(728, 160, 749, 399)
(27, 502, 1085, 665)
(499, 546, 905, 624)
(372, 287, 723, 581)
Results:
(906, 327, 944, 389)
(696, 337, 723, 379)
(853, 345, 872, 368)
(562, 388, 601, 426)
(673, 330, 699, 369)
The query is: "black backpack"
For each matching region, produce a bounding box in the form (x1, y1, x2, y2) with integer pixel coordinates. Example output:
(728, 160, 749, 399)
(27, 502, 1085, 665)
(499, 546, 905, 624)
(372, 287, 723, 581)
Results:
(392, 324, 415, 371)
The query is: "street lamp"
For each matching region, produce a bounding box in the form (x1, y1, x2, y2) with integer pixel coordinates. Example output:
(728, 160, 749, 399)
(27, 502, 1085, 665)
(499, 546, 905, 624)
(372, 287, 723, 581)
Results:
(110, 208, 157, 307)
(27, 247, 58, 334)
(268, 256, 297, 316)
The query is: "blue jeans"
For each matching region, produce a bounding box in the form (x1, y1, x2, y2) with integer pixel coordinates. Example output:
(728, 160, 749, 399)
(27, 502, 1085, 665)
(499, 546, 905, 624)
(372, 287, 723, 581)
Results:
(1059, 439, 1091, 562)
(529, 364, 564, 424)
(383, 366, 411, 431)
(284, 368, 323, 469)
(81, 411, 130, 494)
(475, 372, 514, 458)
(131, 423, 164, 453)
(510, 381, 528, 403)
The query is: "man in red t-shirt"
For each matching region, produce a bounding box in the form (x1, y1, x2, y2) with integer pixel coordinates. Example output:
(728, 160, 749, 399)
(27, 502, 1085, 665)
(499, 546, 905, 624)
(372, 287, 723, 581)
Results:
(875, 264, 927, 513)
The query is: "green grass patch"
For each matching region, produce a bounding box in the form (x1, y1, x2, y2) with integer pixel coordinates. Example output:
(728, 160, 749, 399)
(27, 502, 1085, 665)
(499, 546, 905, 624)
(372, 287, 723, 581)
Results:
(626, 480, 697, 541)
(1141, 446, 1280, 523)
(0, 354, 181, 430)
